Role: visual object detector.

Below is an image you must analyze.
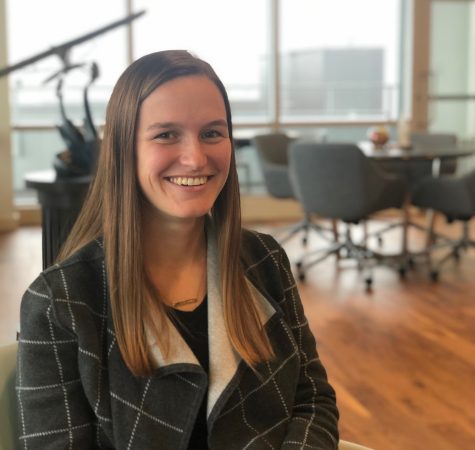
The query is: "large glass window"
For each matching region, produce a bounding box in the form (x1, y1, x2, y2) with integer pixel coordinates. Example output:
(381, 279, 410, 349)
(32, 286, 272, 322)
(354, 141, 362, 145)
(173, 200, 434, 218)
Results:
(5, 0, 405, 202)
(429, 0, 475, 140)
(280, 0, 401, 121)
(7, 0, 128, 124)
(6, 0, 128, 200)
(132, 0, 272, 123)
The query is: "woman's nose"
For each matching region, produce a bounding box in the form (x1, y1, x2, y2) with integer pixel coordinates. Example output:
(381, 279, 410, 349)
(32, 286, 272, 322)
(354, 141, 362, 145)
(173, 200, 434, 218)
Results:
(180, 138, 207, 169)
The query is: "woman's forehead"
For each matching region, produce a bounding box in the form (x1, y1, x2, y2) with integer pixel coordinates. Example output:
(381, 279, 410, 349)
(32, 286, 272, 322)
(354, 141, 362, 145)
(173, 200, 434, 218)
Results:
(138, 76, 227, 127)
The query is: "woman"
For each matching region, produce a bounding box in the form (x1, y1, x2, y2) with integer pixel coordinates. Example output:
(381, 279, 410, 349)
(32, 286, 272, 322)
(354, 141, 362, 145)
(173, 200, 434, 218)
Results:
(17, 50, 339, 449)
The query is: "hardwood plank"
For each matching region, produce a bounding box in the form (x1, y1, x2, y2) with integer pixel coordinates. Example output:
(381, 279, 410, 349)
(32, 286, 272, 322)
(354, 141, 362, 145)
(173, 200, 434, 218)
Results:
(0, 226, 42, 344)
(256, 215, 475, 450)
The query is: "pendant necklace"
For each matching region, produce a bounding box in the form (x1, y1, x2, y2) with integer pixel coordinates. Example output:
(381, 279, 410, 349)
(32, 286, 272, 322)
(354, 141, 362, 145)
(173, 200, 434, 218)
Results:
(172, 262, 206, 309)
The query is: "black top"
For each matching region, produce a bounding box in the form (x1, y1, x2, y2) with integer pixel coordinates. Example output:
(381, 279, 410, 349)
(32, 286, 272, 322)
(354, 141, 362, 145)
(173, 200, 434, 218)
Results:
(170, 297, 209, 450)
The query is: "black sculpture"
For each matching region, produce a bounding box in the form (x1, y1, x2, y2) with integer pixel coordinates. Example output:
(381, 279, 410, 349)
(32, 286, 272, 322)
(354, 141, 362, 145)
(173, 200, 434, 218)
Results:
(51, 62, 101, 177)
(0, 11, 146, 177)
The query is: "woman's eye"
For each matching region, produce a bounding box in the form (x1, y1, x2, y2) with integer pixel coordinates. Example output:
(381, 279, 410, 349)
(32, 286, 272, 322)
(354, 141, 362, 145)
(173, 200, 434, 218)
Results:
(154, 131, 176, 141)
(201, 129, 224, 140)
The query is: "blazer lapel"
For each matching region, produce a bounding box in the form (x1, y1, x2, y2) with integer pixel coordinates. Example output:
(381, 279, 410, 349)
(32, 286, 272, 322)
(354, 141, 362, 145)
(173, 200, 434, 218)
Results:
(206, 224, 278, 418)
(206, 228, 240, 416)
(146, 317, 199, 368)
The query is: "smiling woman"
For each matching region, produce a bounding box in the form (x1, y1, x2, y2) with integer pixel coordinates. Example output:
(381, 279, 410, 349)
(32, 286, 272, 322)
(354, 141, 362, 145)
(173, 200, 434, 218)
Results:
(16, 50, 339, 450)
(136, 76, 231, 221)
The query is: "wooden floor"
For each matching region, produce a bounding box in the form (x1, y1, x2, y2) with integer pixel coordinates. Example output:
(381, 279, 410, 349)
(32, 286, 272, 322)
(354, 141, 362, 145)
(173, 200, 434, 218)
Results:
(1, 216, 475, 450)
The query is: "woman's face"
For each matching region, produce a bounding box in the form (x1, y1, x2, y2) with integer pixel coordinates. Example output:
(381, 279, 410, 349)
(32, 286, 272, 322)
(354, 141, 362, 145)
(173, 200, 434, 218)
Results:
(136, 75, 232, 223)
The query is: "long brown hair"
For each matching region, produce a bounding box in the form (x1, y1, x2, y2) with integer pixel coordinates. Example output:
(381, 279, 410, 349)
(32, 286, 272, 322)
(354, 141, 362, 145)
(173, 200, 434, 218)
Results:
(58, 50, 273, 376)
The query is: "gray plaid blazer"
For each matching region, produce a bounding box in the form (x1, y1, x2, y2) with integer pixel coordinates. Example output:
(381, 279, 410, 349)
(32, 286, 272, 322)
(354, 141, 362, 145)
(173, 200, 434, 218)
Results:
(16, 228, 339, 449)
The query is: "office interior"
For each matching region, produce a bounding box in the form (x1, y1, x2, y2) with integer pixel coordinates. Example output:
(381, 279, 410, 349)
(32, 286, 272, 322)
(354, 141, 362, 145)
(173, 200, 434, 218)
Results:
(1, 1, 475, 449)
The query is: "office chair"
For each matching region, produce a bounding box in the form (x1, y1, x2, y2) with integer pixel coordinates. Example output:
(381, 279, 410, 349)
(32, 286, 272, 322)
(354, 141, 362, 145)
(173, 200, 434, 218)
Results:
(370, 132, 458, 250)
(288, 142, 407, 289)
(253, 132, 335, 245)
(0, 342, 19, 450)
(411, 167, 475, 280)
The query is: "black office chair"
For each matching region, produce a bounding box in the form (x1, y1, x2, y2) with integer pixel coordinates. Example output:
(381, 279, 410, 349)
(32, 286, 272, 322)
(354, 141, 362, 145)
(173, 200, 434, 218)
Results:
(253, 133, 334, 245)
(288, 142, 407, 289)
(411, 167, 475, 280)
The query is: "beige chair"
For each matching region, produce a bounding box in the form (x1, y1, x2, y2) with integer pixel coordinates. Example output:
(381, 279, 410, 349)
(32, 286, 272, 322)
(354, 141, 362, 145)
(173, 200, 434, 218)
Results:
(0, 342, 19, 450)
(339, 440, 374, 450)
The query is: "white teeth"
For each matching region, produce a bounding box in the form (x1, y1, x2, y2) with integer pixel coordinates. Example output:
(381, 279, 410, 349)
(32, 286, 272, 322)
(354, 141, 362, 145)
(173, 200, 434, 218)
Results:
(169, 176, 208, 186)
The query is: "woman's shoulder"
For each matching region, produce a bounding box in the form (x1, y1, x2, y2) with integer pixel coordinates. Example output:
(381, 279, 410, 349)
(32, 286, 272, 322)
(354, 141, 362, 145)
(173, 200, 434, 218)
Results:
(242, 228, 282, 252)
(44, 238, 104, 272)
(241, 228, 284, 270)
(36, 238, 105, 292)
(21, 239, 107, 345)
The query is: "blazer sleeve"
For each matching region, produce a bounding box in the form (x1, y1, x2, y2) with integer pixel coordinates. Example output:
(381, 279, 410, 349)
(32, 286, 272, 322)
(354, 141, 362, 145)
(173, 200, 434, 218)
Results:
(277, 247, 340, 449)
(16, 273, 99, 449)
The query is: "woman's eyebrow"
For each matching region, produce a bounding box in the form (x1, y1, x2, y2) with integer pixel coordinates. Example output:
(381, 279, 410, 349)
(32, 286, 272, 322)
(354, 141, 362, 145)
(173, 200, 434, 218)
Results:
(205, 119, 228, 128)
(145, 122, 181, 132)
(145, 119, 228, 133)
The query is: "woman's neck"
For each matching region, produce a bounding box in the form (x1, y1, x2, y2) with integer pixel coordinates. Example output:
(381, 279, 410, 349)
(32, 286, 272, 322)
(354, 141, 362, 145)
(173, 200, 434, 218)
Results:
(142, 211, 207, 270)
(141, 211, 208, 310)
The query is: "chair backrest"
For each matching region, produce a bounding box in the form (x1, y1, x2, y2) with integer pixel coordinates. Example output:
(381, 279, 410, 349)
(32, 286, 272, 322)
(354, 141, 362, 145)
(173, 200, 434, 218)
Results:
(410, 132, 457, 150)
(0, 342, 19, 450)
(253, 133, 295, 198)
(339, 439, 374, 450)
(253, 132, 292, 165)
(288, 141, 388, 222)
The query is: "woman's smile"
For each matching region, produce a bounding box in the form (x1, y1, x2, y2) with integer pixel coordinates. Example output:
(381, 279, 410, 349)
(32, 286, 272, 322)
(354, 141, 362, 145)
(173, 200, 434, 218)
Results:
(167, 175, 209, 186)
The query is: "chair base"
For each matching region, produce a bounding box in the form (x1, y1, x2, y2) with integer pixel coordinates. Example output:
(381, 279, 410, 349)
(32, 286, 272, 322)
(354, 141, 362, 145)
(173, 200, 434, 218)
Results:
(295, 224, 406, 291)
(276, 214, 337, 246)
(423, 221, 475, 281)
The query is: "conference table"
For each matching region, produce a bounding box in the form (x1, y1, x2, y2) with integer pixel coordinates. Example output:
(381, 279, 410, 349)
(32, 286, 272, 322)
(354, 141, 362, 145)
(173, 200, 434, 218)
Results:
(358, 140, 475, 262)
(358, 140, 475, 176)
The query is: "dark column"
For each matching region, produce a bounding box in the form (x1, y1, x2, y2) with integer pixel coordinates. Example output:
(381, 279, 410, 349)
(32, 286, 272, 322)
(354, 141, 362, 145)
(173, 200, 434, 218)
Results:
(25, 170, 91, 270)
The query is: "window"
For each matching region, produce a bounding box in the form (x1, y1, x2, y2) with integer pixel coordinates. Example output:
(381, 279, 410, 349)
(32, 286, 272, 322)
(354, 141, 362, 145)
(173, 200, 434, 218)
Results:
(6, 0, 128, 200)
(7, 0, 128, 124)
(5, 0, 404, 202)
(280, 0, 401, 121)
(132, 0, 272, 124)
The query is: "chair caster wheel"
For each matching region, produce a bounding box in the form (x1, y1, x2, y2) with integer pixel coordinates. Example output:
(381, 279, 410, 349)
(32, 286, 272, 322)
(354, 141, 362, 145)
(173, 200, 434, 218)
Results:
(377, 236, 383, 247)
(298, 272, 306, 282)
(408, 257, 415, 269)
(365, 277, 373, 290)
(302, 237, 308, 247)
(453, 250, 460, 261)
(398, 267, 406, 278)
(296, 261, 302, 269)
(430, 270, 439, 282)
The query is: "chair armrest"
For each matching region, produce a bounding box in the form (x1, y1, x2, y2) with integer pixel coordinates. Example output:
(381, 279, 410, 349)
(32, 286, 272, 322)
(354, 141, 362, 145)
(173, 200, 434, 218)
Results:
(339, 439, 374, 450)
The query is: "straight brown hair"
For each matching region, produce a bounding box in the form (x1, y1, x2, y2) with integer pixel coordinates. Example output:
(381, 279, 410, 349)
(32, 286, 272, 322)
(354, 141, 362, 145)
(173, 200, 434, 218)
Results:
(58, 50, 273, 376)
